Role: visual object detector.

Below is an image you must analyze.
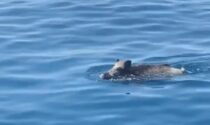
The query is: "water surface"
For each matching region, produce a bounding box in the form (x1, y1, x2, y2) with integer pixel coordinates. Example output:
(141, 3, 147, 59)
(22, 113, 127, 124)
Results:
(0, 0, 210, 125)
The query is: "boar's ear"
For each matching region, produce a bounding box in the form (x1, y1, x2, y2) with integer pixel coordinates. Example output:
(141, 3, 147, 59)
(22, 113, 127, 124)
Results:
(116, 59, 120, 62)
(124, 60, 132, 69)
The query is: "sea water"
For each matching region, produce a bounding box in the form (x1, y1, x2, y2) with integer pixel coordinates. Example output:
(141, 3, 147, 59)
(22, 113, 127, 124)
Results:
(0, 0, 210, 125)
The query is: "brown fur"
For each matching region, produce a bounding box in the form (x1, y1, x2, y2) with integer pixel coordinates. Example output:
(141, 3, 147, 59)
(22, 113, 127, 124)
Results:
(100, 59, 184, 80)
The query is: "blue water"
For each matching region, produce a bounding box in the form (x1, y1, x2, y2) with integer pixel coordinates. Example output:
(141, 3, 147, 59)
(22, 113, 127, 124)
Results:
(1, 0, 210, 125)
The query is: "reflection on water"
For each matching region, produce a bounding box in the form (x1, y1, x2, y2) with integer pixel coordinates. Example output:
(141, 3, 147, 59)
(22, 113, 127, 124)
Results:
(0, 0, 210, 125)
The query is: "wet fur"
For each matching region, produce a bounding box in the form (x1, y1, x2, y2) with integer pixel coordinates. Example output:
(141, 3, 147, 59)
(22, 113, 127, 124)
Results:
(100, 60, 184, 80)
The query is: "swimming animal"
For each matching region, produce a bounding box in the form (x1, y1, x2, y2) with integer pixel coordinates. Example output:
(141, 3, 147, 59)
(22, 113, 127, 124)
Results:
(100, 59, 185, 80)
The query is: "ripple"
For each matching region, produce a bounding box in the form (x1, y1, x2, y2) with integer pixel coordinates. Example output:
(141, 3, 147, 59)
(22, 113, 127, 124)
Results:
(1, 0, 210, 125)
